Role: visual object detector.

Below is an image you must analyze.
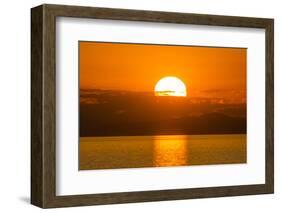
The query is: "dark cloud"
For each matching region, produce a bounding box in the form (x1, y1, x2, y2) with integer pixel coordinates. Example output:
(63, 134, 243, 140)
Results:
(80, 89, 246, 137)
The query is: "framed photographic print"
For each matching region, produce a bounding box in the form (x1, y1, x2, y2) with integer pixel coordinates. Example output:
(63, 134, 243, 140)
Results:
(31, 4, 274, 208)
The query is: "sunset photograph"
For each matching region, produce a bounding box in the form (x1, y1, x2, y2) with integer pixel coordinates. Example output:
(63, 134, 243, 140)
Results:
(79, 41, 247, 170)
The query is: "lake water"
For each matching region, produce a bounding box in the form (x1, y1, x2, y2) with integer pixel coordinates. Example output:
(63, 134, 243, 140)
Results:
(79, 134, 246, 170)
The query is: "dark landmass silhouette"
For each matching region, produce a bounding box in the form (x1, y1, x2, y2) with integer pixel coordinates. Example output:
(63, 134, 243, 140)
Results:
(80, 89, 246, 137)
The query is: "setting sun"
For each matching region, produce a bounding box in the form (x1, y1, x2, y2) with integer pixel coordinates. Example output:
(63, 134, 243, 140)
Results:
(154, 76, 187, 97)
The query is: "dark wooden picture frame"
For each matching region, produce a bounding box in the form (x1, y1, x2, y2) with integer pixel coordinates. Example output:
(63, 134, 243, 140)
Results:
(31, 4, 274, 208)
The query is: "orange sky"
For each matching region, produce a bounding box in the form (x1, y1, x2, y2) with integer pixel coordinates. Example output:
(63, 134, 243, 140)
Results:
(79, 41, 246, 101)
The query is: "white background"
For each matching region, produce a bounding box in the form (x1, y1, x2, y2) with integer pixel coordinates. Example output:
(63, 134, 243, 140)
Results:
(0, 0, 279, 212)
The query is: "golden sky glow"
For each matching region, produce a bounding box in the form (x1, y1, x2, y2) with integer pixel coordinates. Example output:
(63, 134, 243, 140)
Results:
(79, 42, 246, 102)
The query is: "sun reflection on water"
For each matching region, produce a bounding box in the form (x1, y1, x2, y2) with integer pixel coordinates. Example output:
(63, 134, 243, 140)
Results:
(153, 135, 189, 167)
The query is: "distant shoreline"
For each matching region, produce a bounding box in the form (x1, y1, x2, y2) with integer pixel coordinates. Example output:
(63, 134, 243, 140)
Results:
(79, 133, 247, 139)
